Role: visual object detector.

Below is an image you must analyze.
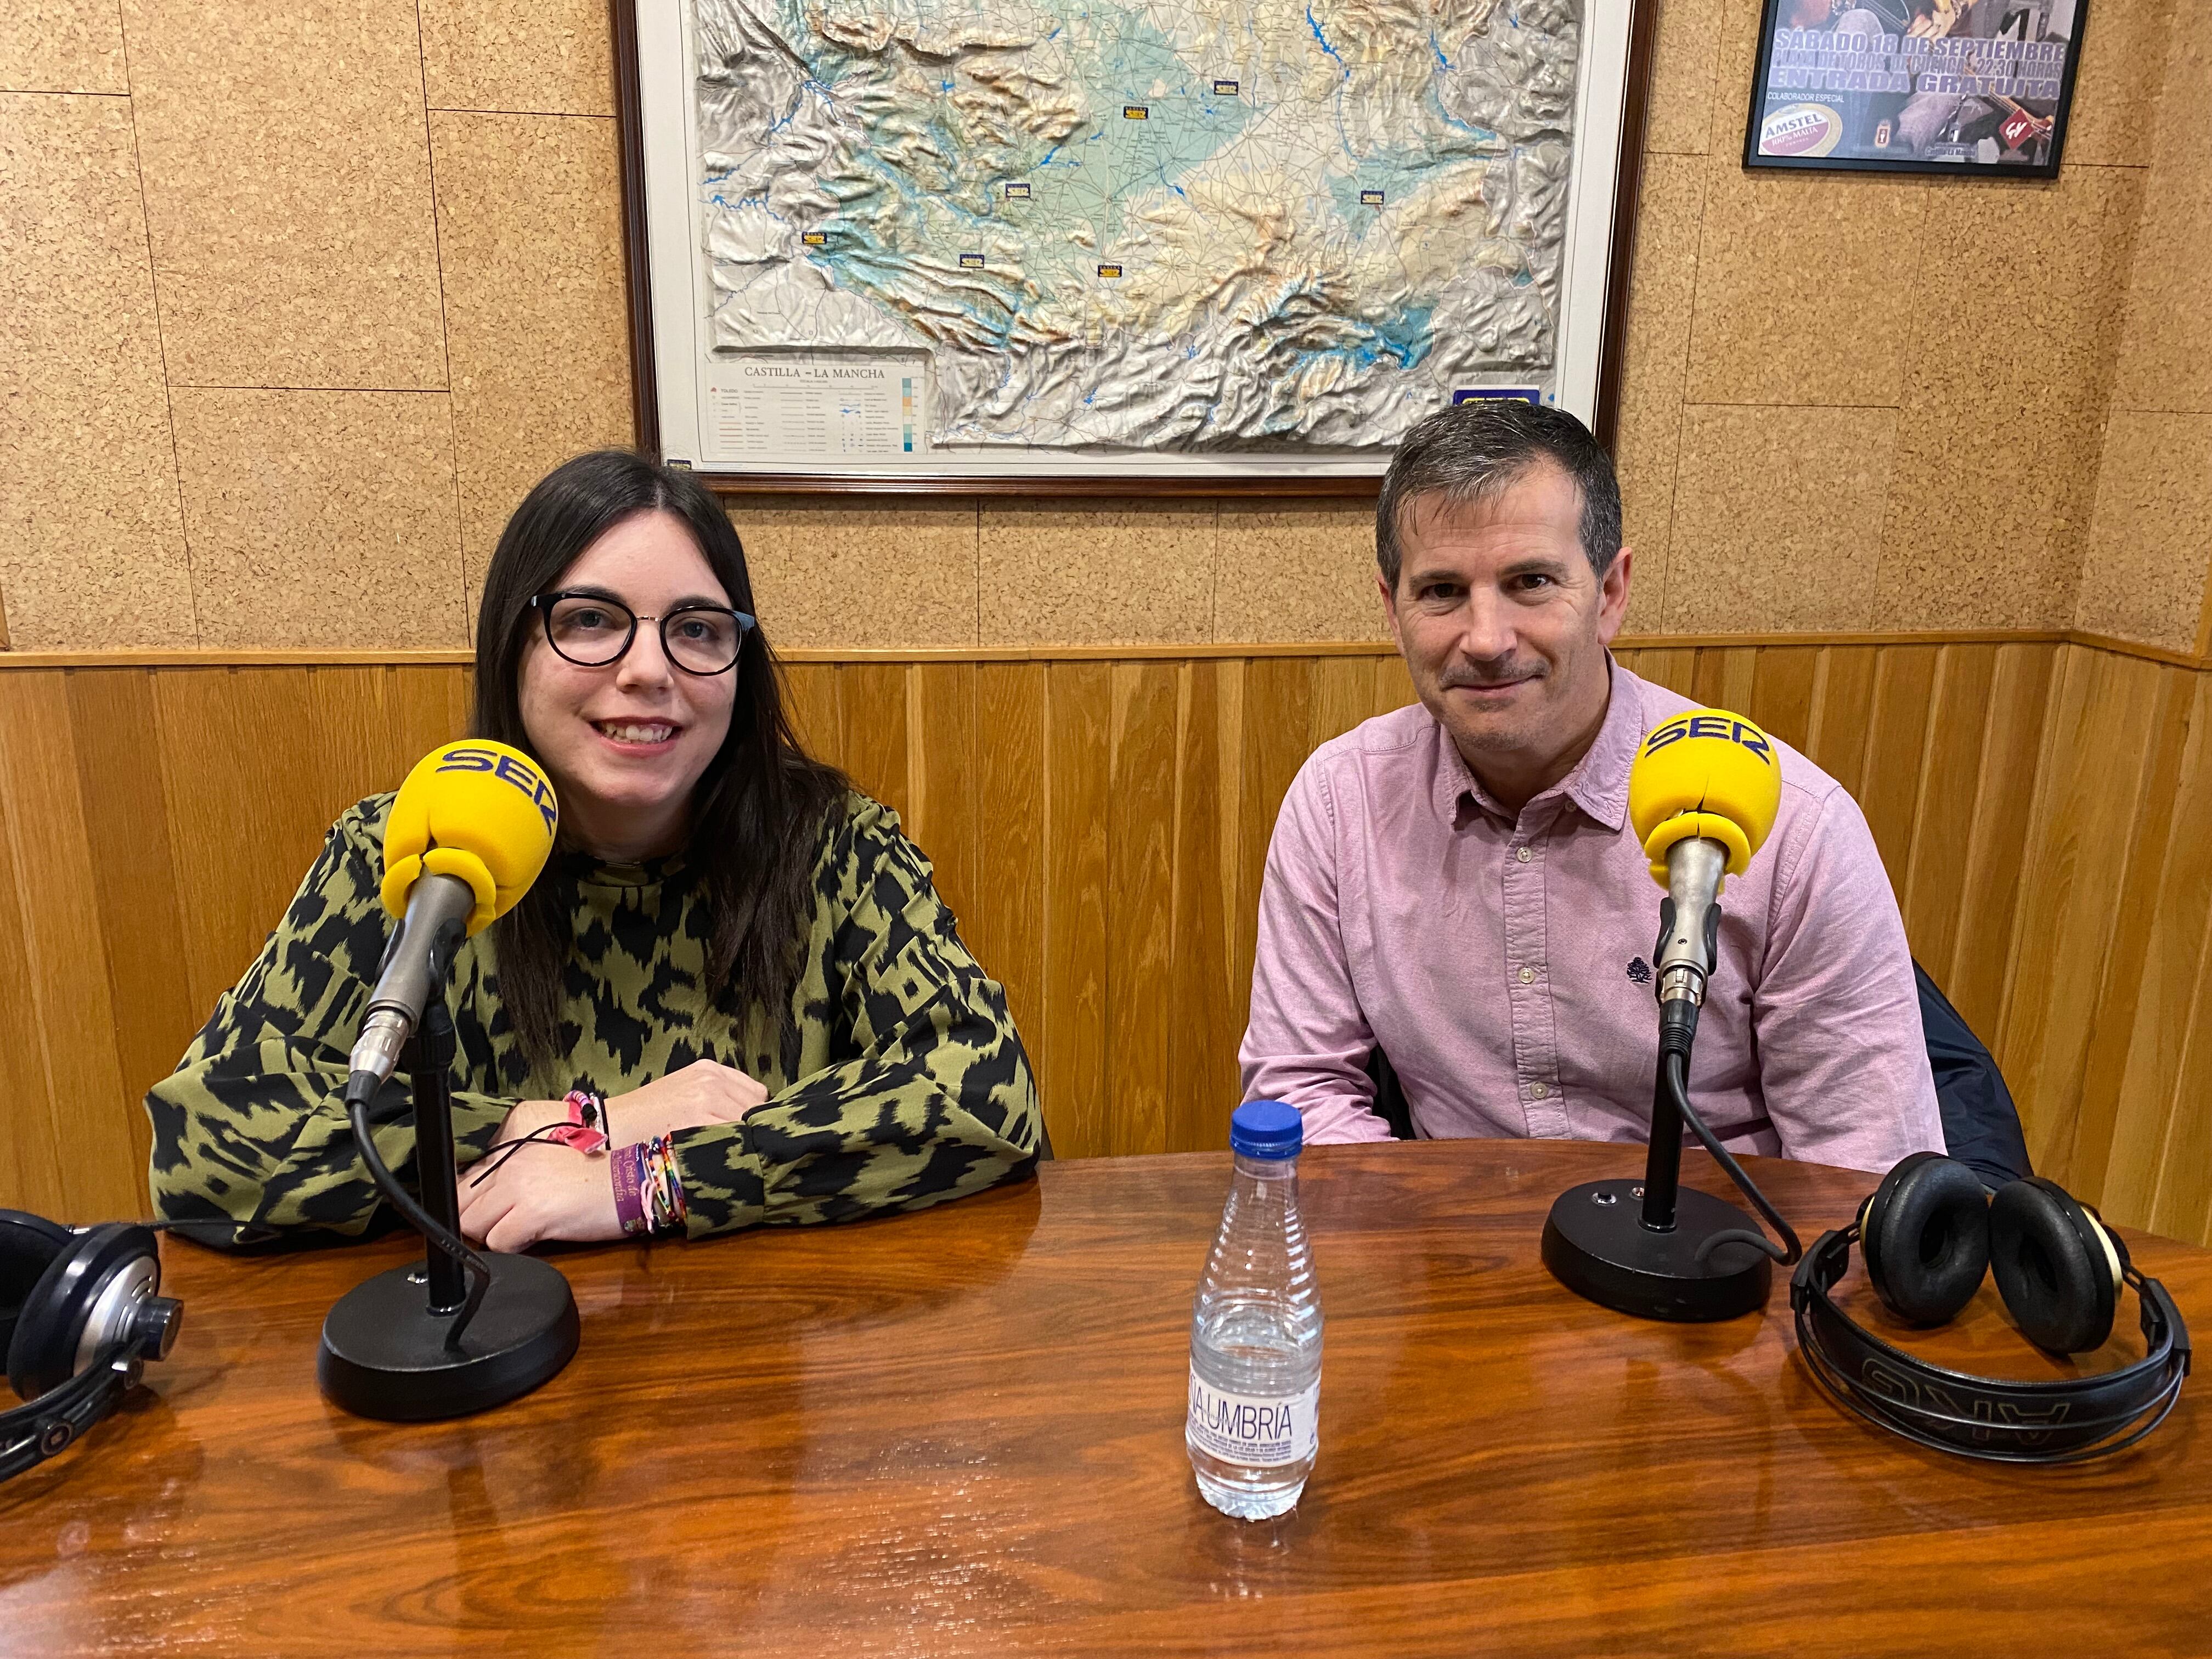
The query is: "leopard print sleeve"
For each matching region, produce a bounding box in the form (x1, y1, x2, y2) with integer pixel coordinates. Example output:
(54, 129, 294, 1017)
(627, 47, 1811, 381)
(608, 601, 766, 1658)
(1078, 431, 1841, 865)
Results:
(144, 798, 517, 1240)
(667, 796, 1043, 1235)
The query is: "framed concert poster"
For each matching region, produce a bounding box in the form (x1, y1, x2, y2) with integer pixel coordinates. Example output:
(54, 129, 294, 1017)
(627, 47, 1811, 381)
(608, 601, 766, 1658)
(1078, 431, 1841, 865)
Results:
(1745, 0, 2087, 178)
(613, 0, 1657, 493)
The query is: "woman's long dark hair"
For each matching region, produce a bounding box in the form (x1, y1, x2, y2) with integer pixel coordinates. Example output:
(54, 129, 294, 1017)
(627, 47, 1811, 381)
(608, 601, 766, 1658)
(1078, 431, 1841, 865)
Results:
(472, 450, 849, 1070)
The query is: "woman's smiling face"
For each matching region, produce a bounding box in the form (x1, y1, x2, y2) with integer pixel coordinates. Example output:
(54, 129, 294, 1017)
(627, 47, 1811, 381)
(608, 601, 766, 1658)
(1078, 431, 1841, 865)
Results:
(516, 510, 740, 862)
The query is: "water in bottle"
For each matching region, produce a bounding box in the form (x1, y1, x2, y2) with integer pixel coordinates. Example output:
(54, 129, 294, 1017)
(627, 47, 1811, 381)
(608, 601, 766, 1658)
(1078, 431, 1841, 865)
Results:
(1186, 1100, 1323, 1520)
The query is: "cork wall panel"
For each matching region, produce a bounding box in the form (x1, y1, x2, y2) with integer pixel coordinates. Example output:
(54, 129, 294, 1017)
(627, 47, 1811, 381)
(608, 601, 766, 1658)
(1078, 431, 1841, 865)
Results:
(1664, 404, 1895, 632)
(0, 2, 126, 94)
(5, 0, 2210, 656)
(1683, 167, 1929, 410)
(1640, 0, 1720, 157)
(729, 495, 981, 648)
(1214, 501, 1387, 644)
(2109, 16, 2212, 419)
(0, 93, 194, 650)
(429, 110, 631, 613)
(979, 500, 1217, 646)
(2060, 0, 2177, 170)
(1611, 151, 1706, 635)
(2075, 413, 2212, 652)
(1876, 166, 2145, 631)
(171, 389, 469, 648)
(121, 0, 447, 388)
(420, 0, 615, 116)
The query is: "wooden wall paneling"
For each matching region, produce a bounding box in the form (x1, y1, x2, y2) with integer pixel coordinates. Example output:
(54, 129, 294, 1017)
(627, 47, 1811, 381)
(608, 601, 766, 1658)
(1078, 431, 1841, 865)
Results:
(1997, 647, 2170, 1186)
(1104, 663, 1179, 1158)
(2097, 671, 2212, 1227)
(1856, 646, 1940, 888)
(1689, 645, 1758, 714)
(837, 663, 910, 822)
(1369, 651, 1415, 718)
(909, 662, 980, 929)
(1944, 642, 2059, 1040)
(1234, 658, 1318, 1040)
(780, 662, 841, 763)
(63, 669, 196, 1214)
(0, 677, 76, 1216)
(1747, 647, 1819, 752)
(1042, 662, 1110, 1158)
(151, 668, 332, 1020)
(1801, 647, 1877, 797)
(2154, 944, 2212, 1246)
(1624, 647, 1695, 697)
(971, 663, 1049, 1143)
(0, 672, 142, 1219)
(1307, 656, 1378, 753)
(2059, 664, 2199, 1206)
(1899, 646, 1999, 985)
(1165, 661, 1241, 1154)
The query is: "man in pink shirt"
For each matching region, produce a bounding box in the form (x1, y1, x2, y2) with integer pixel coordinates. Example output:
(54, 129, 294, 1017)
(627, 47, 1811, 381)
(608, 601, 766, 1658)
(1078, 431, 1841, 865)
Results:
(1241, 400, 1945, 1175)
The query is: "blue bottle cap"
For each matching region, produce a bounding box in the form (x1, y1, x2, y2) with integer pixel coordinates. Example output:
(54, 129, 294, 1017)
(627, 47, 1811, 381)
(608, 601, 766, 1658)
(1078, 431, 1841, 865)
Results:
(1231, 1100, 1302, 1159)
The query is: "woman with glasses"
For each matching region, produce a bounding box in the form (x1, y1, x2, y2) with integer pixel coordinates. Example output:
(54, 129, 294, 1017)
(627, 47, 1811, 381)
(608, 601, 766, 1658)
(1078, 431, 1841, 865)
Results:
(146, 450, 1042, 1250)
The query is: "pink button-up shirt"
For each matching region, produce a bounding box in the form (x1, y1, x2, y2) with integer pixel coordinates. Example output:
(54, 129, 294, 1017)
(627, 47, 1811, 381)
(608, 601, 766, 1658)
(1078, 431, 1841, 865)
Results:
(1241, 661, 1945, 1174)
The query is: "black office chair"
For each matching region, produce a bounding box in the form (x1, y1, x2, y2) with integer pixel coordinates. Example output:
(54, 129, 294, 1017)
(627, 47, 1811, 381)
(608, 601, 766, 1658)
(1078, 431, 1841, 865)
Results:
(1361, 960, 2032, 1187)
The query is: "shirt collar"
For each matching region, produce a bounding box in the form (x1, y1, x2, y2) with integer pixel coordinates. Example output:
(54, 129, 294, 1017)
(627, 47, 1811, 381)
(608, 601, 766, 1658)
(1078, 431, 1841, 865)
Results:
(1434, 657, 1638, 834)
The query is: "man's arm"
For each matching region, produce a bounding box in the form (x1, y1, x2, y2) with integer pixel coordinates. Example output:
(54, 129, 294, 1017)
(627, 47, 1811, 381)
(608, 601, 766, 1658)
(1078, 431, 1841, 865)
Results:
(1750, 787, 1947, 1174)
(1240, 757, 1398, 1144)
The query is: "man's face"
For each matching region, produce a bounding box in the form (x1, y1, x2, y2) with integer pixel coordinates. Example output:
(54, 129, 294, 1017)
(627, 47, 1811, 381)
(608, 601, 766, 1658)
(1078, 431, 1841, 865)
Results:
(1380, 462, 1632, 787)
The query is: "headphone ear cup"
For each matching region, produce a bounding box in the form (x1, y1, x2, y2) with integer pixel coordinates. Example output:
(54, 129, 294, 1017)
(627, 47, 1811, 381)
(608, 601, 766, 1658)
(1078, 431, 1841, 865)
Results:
(0, 1211, 73, 1384)
(1861, 1152, 1991, 1325)
(7, 1223, 148, 1403)
(1988, 1178, 2119, 1354)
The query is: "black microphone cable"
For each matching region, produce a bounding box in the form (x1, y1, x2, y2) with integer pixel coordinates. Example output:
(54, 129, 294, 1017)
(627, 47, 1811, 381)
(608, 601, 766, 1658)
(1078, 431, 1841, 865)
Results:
(1662, 1049, 1803, 1267)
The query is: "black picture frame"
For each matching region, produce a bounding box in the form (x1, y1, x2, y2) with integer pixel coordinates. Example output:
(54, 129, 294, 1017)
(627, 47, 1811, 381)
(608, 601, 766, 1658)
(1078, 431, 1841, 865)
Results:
(1742, 0, 2087, 179)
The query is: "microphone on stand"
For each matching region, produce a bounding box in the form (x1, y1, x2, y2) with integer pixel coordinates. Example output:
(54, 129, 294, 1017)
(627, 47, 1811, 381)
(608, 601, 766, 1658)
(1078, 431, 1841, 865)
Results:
(319, 741, 581, 1420)
(1542, 710, 1804, 1322)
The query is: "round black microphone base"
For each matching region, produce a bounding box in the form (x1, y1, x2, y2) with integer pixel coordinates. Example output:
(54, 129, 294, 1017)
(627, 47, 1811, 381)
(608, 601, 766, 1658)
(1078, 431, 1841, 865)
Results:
(318, 1252, 579, 1421)
(1543, 1180, 1773, 1323)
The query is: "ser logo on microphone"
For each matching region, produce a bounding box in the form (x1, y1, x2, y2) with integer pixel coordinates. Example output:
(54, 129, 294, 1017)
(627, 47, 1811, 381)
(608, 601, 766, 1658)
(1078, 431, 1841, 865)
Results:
(1641, 713, 1774, 764)
(435, 745, 558, 833)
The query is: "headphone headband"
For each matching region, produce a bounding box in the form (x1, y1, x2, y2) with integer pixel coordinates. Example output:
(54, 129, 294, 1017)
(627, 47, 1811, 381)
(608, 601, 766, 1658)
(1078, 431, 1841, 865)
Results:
(0, 1345, 136, 1483)
(1791, 1226, 2192, 1463)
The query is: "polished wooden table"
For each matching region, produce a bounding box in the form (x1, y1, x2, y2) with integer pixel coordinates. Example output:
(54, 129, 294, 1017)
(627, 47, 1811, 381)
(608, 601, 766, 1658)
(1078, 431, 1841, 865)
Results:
(3, 1141, 2207, 1656)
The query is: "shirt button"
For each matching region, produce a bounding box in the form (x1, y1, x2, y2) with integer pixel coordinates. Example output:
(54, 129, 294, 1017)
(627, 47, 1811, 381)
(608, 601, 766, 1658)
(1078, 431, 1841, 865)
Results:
(1515, 845, 1533, 863)
(1531, 1082, 1550, 1100)
(1518, 965, 1537, 984)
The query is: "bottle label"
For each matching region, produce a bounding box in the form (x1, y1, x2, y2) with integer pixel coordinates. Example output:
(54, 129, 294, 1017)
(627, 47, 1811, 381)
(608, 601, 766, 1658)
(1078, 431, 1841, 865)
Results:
(1186, 1369, 1319, 1468)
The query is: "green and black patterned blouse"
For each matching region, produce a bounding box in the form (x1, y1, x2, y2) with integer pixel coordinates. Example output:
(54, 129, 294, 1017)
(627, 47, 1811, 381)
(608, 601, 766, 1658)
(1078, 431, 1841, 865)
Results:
(146, 792, 1042, 1244)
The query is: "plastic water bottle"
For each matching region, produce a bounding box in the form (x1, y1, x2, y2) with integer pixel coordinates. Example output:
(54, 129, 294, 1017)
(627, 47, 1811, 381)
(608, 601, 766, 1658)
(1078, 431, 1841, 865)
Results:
(1186, 1100, 1323, 1520)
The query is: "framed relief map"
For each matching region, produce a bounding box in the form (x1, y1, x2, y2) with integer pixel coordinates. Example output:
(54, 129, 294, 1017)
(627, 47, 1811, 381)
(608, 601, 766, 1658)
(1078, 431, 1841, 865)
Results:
(616, 1, 1651, 490)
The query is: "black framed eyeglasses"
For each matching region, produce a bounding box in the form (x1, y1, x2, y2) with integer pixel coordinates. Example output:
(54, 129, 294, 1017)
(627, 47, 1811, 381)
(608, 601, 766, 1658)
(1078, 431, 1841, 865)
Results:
(530, 590, 756, 676)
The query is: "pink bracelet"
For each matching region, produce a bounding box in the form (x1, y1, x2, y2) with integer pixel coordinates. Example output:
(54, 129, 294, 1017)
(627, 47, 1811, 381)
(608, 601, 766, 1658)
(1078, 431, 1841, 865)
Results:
(549, 1090, 608, 1154)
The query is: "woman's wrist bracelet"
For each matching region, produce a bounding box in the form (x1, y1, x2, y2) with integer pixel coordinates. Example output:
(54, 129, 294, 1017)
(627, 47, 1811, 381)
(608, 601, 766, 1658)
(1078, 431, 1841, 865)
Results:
(638, 1134, 686, 1237)
(611, 1143, 648, 1236)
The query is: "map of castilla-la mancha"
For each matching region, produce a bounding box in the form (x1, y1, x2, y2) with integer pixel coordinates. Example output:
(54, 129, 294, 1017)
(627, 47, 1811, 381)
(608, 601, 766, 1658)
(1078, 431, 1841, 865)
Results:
(696, 0, 1581, 450)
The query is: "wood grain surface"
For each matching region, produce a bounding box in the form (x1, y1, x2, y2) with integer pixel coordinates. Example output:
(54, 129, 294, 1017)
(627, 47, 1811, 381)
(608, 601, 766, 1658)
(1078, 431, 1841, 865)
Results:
(1, 1140, 2205, 1658)
(5, 637, 2212, 1255)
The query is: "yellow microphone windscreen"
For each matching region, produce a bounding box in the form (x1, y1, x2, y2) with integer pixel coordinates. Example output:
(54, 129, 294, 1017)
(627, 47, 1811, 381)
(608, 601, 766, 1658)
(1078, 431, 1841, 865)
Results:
(379, 741, 559, 934)
(1627, 709, 1782, 888)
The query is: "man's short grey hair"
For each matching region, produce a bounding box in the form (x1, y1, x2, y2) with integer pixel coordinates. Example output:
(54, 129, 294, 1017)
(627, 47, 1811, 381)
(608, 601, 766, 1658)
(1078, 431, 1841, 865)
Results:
(1375, 399, 1623, 590)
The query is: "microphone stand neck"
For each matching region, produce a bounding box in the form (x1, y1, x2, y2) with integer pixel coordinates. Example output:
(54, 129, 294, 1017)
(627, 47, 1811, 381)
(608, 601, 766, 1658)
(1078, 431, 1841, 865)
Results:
(1640, 995, 1703, 1233)
(402, 998, 467, 1316)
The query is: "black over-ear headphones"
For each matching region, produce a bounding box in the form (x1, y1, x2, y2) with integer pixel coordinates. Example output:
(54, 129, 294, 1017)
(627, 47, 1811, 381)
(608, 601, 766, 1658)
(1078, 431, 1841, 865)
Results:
(1791, 1152, 2191, 1463)
(0, 1210, 183, 1483)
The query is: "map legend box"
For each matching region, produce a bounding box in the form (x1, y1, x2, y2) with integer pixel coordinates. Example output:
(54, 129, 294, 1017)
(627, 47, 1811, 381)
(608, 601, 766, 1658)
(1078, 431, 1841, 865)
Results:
(702, 353, 930, 465)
